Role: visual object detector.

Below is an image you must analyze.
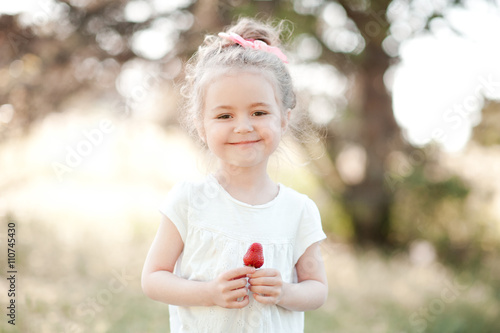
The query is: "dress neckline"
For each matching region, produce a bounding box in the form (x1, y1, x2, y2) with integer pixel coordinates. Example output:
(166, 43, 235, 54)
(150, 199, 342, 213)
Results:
(207, 174, 282, 208)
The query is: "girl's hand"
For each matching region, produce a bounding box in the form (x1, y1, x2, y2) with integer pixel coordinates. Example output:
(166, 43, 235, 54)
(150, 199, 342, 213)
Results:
(247, 268, 284, 305)
(208, 266, 255, 309)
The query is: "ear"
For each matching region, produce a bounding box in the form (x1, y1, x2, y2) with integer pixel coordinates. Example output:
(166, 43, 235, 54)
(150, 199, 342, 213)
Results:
(193, 114, 207, 143)
(281, 109, 291, 133)
(196, 120, 207, 144)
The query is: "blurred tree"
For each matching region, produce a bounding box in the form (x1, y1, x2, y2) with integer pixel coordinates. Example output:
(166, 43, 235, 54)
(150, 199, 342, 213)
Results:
(1, 0, 494, 247)
(471, 101, 500, 146)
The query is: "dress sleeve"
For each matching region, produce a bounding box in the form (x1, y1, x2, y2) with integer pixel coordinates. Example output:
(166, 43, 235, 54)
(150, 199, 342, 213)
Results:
(159, 181, 190, 243)
(294, 197, 327, 264)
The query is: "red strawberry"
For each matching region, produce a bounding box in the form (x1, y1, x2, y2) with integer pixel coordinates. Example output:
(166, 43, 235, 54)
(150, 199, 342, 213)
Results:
(243, 243, 264, 268)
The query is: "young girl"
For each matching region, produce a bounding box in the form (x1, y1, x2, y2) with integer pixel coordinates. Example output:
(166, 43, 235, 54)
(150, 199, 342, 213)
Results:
(142, 18, 328, 332)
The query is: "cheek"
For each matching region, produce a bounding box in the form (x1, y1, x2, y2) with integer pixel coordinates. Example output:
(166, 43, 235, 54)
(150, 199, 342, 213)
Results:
(260, 118, 284, 143)
(203, 123, 226, 145)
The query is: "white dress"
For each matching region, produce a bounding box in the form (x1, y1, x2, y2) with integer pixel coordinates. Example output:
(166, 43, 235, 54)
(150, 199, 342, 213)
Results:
(159, 174, 327, 333)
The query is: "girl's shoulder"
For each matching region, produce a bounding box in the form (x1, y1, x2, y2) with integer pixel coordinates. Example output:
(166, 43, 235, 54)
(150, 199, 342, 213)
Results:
(278, 183, 318, 208)
(167, 176, 210, 193)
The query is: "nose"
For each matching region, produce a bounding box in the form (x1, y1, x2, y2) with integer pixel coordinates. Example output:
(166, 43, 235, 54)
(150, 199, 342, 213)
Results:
(234, 115, 253, 133)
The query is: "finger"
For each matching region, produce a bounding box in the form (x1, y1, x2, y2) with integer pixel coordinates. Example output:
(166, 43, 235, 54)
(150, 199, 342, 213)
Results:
(228, 295, 250, 309)
(247, 268, 279, 278)
(225, 287, 250, 306)
(226, 277, 249, 291)
(226, 285, 249, 300)
(249, 276, 283, 288)
(252, 292, 277, 305)
(249, 285, 277, 297)
(248, 276, 272, 286)
(223, 266, 256, 280)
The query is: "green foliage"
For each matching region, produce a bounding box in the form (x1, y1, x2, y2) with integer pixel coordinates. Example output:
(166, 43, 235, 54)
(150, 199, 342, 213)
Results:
(387, 159, 500, 268)
(223, 0, 318, 43)
(404, 168, 470, 200)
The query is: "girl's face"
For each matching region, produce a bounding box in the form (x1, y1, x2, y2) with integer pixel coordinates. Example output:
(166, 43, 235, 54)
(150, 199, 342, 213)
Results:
(201, 72, 288, 170)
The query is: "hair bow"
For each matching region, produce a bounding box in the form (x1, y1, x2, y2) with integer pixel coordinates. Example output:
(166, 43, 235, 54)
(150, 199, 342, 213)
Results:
(218, 32, 288, 64)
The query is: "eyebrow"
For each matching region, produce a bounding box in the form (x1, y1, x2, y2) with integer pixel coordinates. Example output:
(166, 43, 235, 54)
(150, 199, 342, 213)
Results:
(249, 102, 272, 109)
(210, 102, 272, 112)
(210, 105, 233, 112)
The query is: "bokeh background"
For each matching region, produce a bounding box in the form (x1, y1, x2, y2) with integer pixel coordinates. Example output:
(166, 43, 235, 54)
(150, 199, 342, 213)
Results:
(1, 0, 500, 332)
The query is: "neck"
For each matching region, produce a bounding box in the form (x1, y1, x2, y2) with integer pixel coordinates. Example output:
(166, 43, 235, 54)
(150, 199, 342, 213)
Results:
(215, 162, 270, 190)
(214, 162, 278, 205)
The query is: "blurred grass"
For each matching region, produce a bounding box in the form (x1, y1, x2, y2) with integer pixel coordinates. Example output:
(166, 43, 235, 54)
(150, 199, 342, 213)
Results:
(2, 214, 500, 333)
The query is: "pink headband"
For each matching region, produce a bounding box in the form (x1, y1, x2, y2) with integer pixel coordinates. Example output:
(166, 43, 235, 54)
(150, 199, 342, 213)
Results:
(218, 32, 288, 64)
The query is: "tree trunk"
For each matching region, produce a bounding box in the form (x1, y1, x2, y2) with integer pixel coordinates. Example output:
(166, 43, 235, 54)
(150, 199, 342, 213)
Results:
(343, 41, 401, 245)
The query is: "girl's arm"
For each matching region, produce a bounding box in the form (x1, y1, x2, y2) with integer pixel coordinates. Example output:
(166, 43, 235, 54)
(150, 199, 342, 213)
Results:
(141, 216, 254, 308)
(280, 241, 328, 311)
(248, 241, 328, 311)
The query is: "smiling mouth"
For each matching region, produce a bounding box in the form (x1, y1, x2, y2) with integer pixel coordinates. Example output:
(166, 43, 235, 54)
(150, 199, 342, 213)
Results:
(228, 140, 261, 145)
